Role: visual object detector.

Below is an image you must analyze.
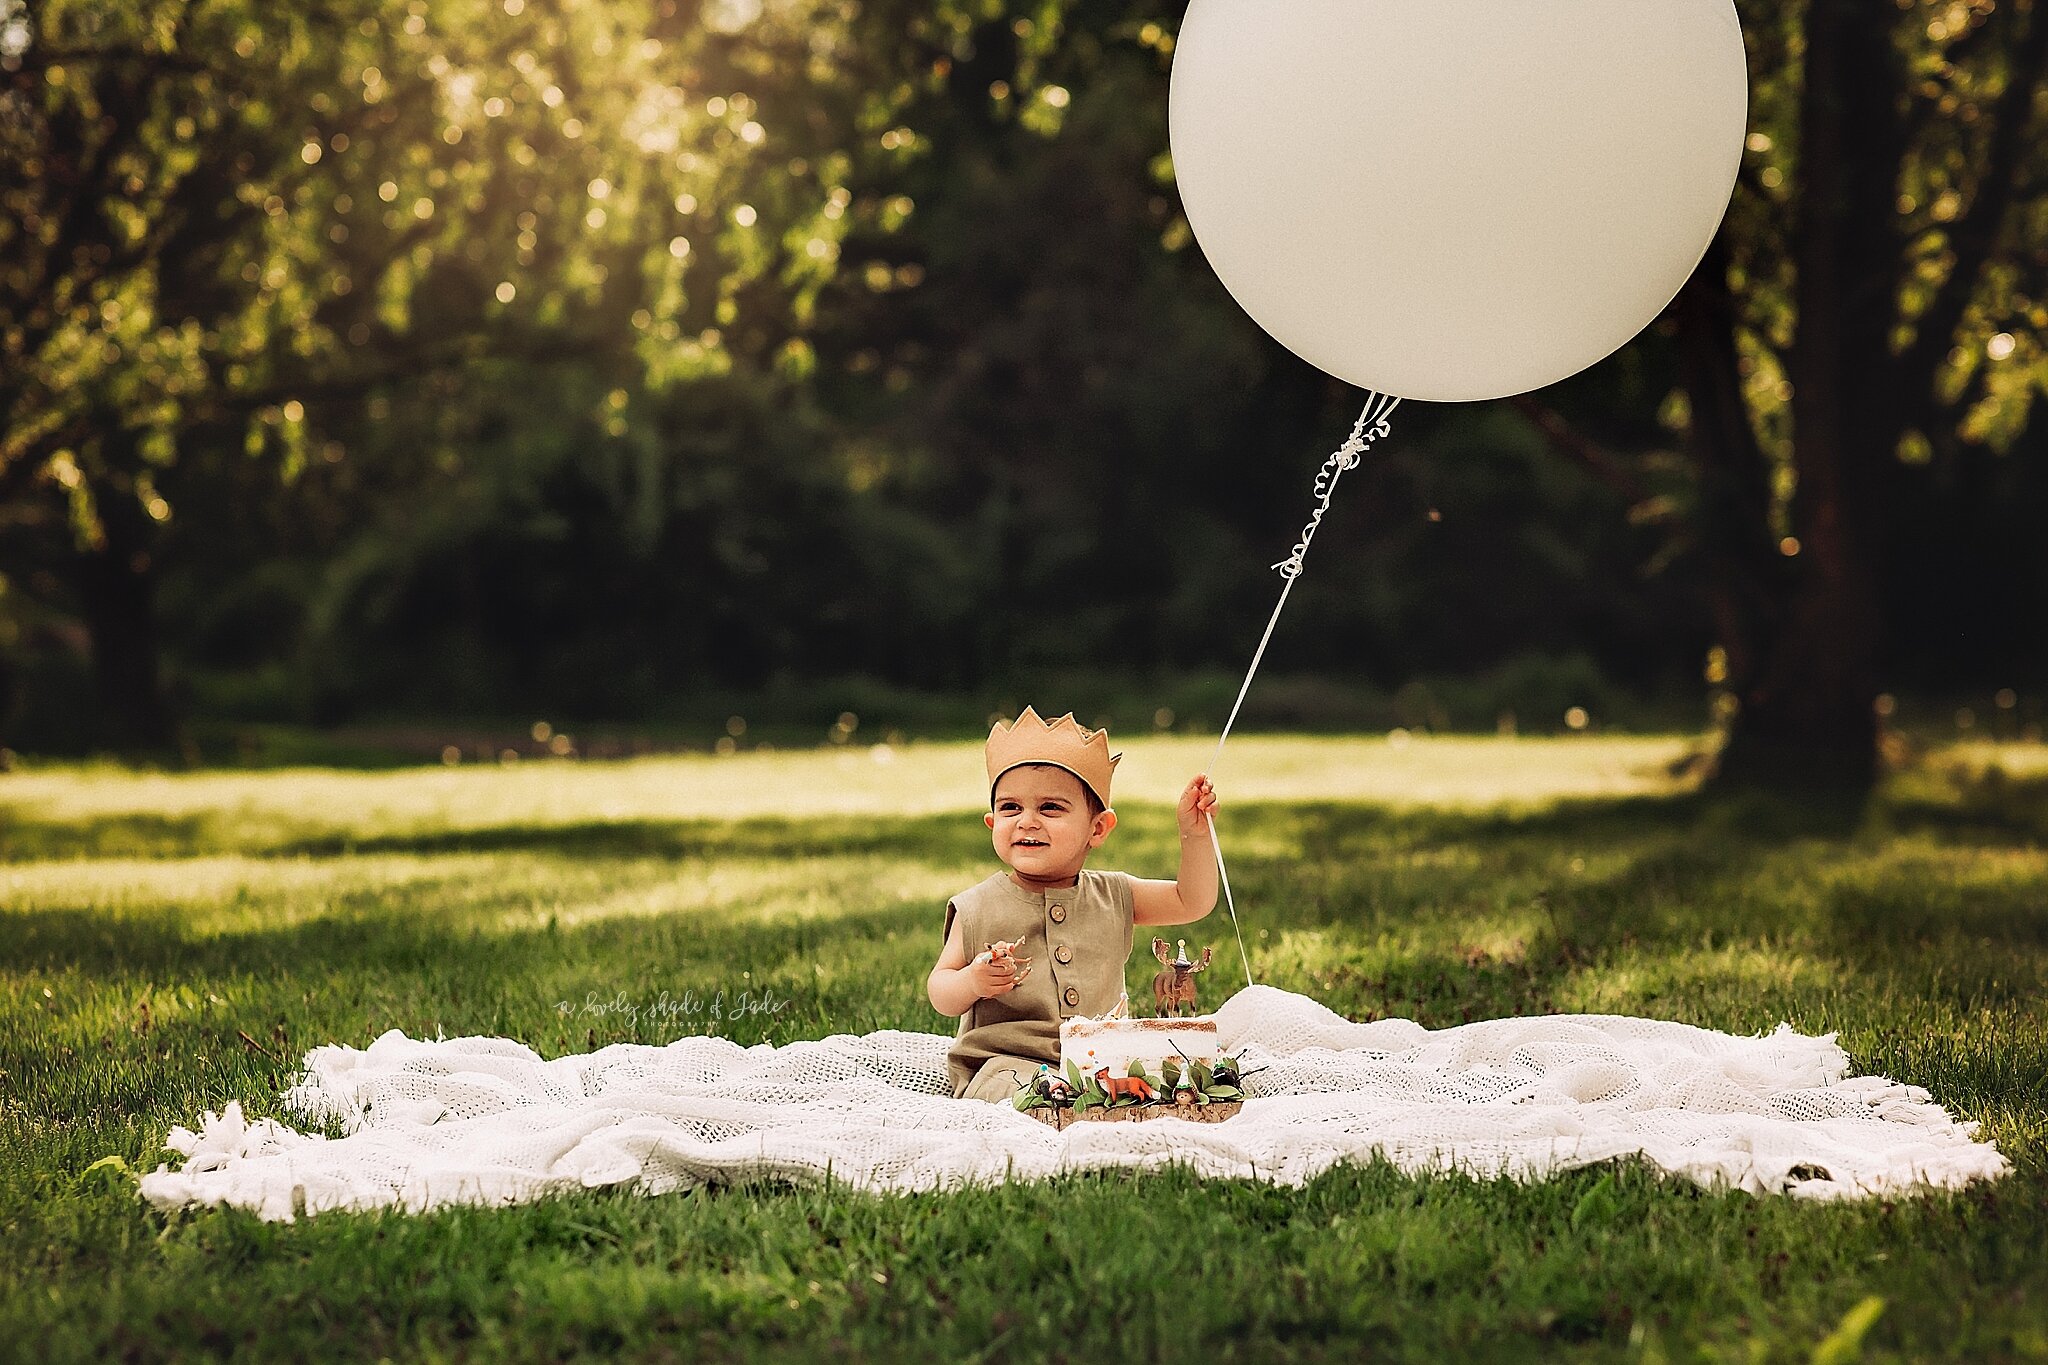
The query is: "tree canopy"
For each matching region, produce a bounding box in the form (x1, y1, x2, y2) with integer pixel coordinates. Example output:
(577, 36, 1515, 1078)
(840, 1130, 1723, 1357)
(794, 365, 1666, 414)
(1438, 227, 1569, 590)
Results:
(1, 0, 2043, 770)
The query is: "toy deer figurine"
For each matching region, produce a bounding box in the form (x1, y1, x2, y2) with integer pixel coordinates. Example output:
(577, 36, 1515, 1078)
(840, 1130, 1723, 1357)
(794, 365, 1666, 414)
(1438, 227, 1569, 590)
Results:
(1152, 937, 1214, 1017)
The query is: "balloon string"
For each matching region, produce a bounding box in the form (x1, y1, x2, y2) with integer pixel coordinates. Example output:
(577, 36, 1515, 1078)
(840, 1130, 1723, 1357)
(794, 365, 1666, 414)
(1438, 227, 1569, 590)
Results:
(1202, 393, 1400, 991)
(1208, 391, 1396, 770)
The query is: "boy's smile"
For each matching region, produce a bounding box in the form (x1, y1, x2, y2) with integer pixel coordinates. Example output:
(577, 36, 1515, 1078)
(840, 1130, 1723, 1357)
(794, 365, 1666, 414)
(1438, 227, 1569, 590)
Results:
(986, 764, 1117, 889)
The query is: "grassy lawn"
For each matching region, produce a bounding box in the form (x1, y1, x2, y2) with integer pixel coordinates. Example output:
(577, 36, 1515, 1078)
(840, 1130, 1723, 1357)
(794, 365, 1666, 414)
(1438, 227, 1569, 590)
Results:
(3, 734, 2046, 1362)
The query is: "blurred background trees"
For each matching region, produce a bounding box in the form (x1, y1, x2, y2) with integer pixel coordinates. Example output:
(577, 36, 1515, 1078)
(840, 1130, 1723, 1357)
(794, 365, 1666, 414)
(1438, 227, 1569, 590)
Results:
(1670, 0, 2048, 785)
(1, 0, 2043, 783)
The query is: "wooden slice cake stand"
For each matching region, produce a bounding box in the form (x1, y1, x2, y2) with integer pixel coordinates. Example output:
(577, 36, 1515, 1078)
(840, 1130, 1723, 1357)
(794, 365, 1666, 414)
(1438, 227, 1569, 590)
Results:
(1025, 1100, 1243, 1129)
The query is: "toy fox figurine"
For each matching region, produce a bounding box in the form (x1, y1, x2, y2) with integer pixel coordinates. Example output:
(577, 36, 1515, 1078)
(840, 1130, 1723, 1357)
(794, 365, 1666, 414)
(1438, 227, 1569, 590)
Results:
(1094, 1067, 1156, 1103)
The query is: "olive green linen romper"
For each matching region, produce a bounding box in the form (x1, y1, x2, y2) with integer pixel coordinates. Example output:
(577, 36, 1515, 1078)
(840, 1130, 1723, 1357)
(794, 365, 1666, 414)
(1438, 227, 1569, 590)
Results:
(943, 869, 1137, 1102)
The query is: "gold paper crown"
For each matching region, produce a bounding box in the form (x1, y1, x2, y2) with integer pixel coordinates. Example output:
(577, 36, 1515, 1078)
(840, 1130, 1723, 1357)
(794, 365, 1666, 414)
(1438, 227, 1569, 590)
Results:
(985, 706, 1122, 809)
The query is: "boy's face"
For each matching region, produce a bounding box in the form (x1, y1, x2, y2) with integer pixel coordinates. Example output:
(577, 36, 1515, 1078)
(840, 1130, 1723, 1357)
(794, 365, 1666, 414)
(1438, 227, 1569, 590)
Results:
(985, 765, 1115, 881)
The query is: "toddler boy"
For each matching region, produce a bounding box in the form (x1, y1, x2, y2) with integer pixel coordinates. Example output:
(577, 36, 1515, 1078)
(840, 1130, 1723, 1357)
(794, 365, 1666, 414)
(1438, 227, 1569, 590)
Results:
(927, 706, 1220, 1101)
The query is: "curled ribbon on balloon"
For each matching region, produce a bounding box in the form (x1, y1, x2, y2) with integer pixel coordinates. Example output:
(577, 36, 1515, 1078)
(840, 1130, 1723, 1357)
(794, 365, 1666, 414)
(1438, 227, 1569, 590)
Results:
(1271, 391, 1399, 581)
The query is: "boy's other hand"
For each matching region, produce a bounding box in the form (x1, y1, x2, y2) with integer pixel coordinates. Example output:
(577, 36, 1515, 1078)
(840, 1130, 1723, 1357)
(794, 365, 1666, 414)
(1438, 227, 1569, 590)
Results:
(1177, 773, 1219, 841)
(968, 940, 1033, 997)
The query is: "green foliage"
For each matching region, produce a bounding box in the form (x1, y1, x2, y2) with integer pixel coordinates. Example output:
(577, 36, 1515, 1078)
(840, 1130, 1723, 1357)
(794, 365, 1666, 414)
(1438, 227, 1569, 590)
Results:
(1811, 1296, 1888, 1365)
(1568, 1172, 1623, 1233)
(0, 0, 1744, 746)
(0, 0, 935, 735)
(4, 0, 2047, 749)
(0, 0, 862, 511)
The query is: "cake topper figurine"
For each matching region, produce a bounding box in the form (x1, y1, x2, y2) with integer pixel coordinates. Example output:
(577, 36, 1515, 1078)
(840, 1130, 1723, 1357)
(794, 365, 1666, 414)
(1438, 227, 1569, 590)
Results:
(1094, 1068, 1157, 1104)
(1032, 1063, 1074, 1103)
(1152, 937, 1214, 1017)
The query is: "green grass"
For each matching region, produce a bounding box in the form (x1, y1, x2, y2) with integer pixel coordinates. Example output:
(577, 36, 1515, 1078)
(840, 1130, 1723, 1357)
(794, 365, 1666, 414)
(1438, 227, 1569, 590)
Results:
(3, 735, 2046, 1362)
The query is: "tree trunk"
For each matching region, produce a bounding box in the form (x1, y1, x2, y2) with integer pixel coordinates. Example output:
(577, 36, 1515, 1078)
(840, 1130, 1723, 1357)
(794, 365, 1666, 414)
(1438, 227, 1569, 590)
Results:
(1697, 0, 1897, 793)
(73, 482, 176, 752)
(1708, 477, 1883, 791)
(1671, 233, 1785, 714)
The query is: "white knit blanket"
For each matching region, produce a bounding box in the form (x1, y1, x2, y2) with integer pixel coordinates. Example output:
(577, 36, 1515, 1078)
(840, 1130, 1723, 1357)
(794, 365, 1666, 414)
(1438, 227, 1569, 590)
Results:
(137, 986, 2008, 1221)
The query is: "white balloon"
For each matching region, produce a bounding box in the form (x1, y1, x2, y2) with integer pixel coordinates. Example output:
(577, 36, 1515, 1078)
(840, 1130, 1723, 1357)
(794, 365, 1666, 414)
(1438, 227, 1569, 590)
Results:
(1168, 0, 1748, 403)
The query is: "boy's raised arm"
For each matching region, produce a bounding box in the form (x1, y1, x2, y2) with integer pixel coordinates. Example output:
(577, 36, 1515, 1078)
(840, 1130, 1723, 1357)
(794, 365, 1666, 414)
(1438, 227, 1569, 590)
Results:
(1132, 774, 1221, 926)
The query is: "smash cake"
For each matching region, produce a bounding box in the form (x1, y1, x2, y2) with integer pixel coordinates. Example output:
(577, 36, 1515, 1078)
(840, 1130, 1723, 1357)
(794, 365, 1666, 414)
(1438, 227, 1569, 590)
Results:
(1020, 994, 1244, 1126)
(1060, 1011, 1219, 1081)
(1015, 937, 1246, 1125)
(1059, 937, 1225, 1087)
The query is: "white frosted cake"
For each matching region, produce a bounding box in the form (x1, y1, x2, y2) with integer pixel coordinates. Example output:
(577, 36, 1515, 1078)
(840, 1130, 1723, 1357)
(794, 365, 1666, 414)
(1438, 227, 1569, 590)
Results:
(1060, 1014, 1220, 1082)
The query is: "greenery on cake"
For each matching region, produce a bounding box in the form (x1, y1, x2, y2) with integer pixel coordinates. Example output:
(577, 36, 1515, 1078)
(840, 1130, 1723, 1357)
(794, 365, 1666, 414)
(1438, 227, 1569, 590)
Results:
(1012, 1054, 1245, 1114)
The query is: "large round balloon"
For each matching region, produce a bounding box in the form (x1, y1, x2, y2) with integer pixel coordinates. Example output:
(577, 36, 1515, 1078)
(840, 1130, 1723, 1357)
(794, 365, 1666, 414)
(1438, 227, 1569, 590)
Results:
(1168, 0, 1748, 403)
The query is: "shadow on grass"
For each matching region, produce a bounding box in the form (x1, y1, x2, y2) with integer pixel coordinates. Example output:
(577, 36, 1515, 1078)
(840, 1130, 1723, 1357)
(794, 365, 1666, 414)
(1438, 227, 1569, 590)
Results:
(0, 782, 1884, 865)
(9, 781, 2042, 958)
(0, 791, 1812, 1023)
(0, 808, 997, 865)
(10, 781, 2048, 1048)
(272, 815, 1000, 864)
(1882, 769, 2048, 844)
(0, 809, 227, 863)
(0, 879, 926, 981)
